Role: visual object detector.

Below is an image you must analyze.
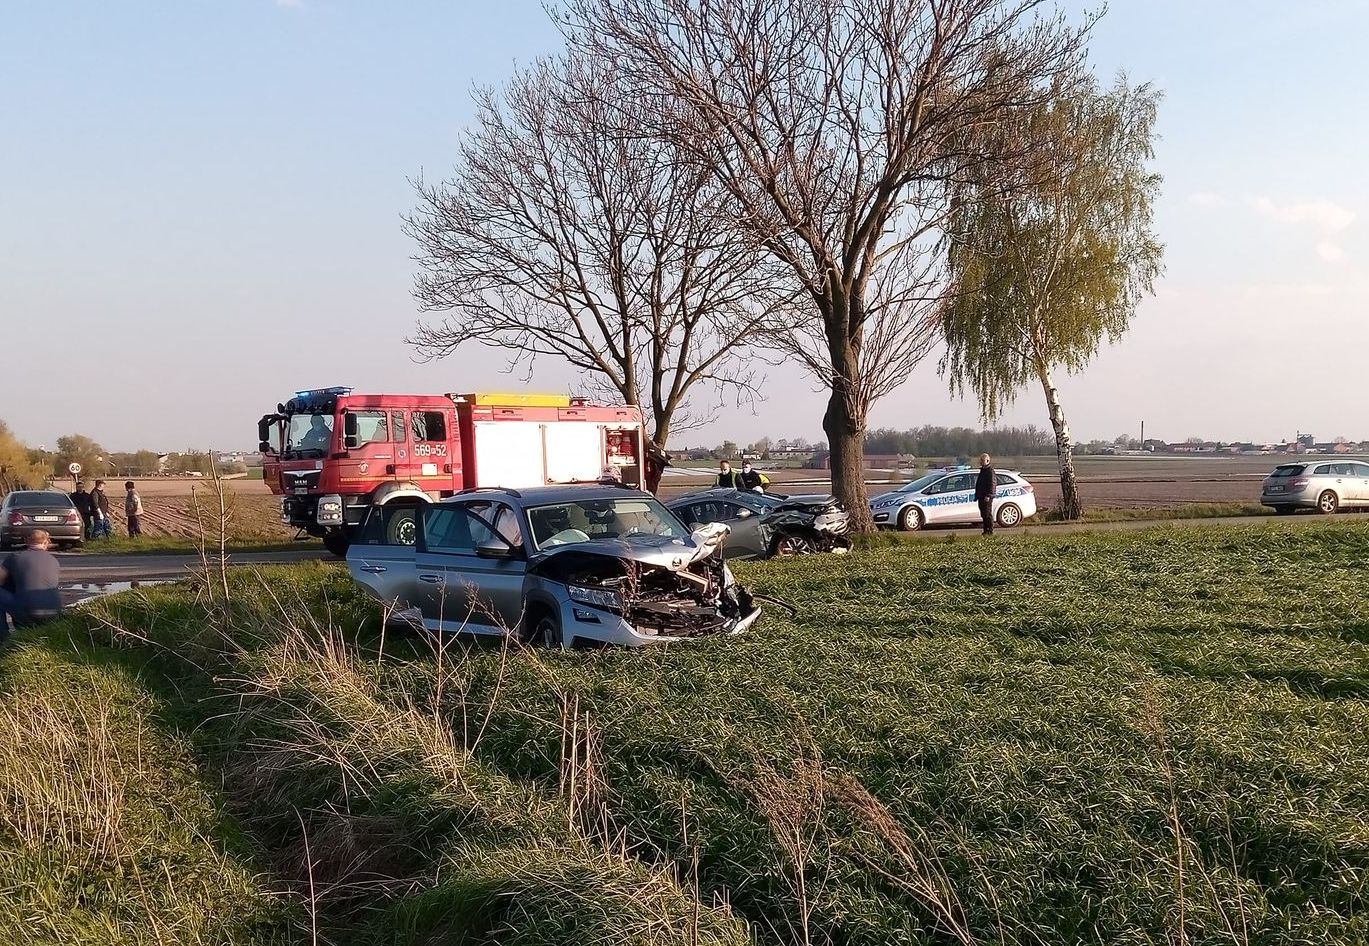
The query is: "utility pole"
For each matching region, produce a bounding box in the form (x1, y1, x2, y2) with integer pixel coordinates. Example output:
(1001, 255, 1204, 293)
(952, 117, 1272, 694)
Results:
(1140, 420, 1145, 449)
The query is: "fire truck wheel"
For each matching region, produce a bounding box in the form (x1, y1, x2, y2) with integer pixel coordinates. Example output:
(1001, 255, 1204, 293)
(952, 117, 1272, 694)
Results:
(386, 507, 420, 546)
(322, 529, 351, 557)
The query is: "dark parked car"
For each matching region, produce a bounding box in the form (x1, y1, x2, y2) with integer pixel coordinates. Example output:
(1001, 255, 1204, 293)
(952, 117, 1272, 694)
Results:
(666, 488, 851, 559)
(1, 490, 84, 549)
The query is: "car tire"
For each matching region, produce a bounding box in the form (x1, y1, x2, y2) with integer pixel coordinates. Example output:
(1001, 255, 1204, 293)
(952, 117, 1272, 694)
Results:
(322, 529, 351, 557)
(897, 505, 924, 531)
(996, 503, 1022, 528)
(1317, 491, 1339, 515)
(386, 506, 420, 546)
(772, 533, 816, 557)
(525, 609, 563, 648)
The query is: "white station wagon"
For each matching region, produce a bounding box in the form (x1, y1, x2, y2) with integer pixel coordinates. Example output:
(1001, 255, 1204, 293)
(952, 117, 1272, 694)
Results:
(1261, 460, 1369, 514)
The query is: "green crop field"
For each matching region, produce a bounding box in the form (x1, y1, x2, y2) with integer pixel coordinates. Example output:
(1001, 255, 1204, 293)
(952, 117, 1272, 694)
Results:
(3, 522, 1368, 945)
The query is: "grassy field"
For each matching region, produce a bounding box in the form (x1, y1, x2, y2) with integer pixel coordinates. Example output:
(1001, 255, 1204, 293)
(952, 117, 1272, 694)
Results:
(3, 522, 1368, 944)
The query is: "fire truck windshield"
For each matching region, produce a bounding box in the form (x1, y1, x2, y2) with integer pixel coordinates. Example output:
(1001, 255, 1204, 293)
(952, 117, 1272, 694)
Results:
(286, 414, 334, 456)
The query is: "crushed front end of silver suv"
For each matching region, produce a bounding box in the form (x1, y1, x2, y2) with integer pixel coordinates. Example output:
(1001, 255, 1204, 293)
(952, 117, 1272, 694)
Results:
(528, 523, 761, 644)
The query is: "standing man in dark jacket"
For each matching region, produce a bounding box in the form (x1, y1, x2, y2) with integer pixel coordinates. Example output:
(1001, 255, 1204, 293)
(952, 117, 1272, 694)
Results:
(71, 481, 94, 539)
(0, 529, 63, 641)
(975, 453, 997, 536)
(738, 461, 766, 492)
(644, 442, 671, 495)
(90, 479, 113, 539)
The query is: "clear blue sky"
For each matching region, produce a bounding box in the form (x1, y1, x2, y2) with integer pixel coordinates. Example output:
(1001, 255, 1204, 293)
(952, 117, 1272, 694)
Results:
(2, 0, 1366, 451)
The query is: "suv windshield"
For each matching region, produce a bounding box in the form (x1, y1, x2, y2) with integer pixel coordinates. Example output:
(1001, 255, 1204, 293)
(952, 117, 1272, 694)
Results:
(286, 414, 335, 455)
(526, 497, 691, 550)
(1270, 464, 1306, 477)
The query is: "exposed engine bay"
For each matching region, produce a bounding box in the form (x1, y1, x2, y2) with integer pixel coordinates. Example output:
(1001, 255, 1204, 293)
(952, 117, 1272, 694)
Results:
(530, 541, 759, 639)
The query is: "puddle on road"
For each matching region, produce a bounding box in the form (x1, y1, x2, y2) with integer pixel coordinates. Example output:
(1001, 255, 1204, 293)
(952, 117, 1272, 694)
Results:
(64, 580, 174, 604)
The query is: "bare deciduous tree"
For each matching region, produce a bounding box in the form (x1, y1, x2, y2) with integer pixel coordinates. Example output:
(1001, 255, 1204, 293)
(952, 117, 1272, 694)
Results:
(565, 0, 1087, 527)
(406, 56, 781, 472)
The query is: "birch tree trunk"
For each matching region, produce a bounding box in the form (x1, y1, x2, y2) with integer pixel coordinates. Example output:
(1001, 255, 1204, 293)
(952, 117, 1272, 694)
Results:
(1037, 367, 1083, 519)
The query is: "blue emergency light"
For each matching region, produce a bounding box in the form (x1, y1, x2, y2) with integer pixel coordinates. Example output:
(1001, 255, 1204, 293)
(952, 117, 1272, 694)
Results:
(294, 386, 352, 400)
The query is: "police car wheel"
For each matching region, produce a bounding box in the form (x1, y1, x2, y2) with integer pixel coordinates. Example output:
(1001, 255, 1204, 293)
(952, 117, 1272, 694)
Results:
(996, 503, 1022, 528)
(898, 506, 924, 531)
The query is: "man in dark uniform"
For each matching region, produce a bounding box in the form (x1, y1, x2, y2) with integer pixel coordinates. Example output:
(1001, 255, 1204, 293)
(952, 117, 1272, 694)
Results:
(90, 479, 113, 539)
(71, 481, 94, 539)
(738, 461, 766, 492)
(0, 529, 63, 642)
(716, 460, 744, 490)
(644, 441, 671, 494)
(300, 415, 333, 453)
(975, 453, 997, 536)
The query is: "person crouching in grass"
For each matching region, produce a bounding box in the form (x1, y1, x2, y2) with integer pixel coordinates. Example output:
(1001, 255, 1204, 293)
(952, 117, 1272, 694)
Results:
(0, 529, 62, 642)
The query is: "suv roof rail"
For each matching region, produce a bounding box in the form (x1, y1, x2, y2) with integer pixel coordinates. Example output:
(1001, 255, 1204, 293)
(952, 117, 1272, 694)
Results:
(552, 478, 640, 489)
(456, 485, 523, 498)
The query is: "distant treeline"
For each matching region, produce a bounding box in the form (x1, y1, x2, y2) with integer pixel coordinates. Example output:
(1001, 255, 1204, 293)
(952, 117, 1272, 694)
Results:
(865, 425, 1055, 457)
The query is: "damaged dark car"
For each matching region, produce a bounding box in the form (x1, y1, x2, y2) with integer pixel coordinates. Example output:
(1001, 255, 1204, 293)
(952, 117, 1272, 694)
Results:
(666, 488, 852, 559)
(346, 485, 761, 647)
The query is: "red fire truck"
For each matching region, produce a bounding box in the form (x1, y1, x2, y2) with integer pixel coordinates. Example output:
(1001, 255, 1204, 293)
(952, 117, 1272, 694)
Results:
(258, 389, 645, 554)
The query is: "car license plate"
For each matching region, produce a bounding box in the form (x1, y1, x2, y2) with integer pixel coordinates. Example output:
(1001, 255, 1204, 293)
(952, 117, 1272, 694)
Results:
(294, 487, 310, 495)
(33, 515, 61, 523)
(1268, 486, 1284, 493)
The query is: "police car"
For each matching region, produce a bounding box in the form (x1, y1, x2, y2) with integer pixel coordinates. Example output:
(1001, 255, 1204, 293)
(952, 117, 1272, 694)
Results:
(869, 467, 1037, 531)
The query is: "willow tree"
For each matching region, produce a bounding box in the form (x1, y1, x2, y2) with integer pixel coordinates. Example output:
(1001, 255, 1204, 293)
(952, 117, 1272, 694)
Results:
(566, 0, 1086, 529)
(0, 421, 46, 495)
(942, 75, 1163, 519)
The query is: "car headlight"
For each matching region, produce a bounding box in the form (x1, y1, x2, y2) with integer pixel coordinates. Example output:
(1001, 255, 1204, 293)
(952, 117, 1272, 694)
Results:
(567, 584, 623, 612)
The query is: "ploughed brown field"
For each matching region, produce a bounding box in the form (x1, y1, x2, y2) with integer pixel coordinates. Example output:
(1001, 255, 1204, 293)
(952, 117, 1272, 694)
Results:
(659, 454, 1289, 511)
(95, 456, 1296, 540)
(93, 477, 293, 541)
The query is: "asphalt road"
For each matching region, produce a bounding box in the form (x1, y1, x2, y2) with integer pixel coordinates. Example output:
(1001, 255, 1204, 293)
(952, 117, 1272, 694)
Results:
(57, 547, 328, 605)
(53, 511, 1362, 605)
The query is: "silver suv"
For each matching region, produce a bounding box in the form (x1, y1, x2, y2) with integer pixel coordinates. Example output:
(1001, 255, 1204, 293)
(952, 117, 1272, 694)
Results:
(1261, 459, 1369, 514)
(346, 484, 760, 647)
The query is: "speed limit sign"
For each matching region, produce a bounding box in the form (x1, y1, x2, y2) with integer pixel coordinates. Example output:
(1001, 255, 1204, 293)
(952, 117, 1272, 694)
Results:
(68, 462, 82, 476)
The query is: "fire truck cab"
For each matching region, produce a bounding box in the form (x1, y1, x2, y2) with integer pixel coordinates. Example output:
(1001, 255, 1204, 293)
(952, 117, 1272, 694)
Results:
(259, 389, 645, 555)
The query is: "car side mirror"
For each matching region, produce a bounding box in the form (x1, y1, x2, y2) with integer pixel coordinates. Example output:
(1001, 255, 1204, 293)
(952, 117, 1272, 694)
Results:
(476, 541, 517, 560)
(343, 412, 359, 450)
